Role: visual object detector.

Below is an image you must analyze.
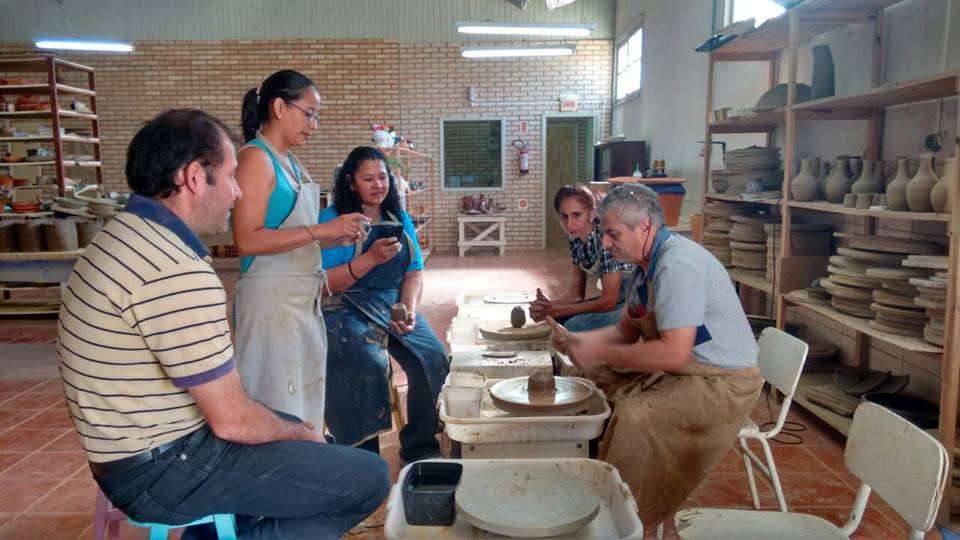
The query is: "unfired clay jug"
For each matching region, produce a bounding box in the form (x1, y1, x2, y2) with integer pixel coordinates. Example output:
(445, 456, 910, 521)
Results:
(811, 157, 821, 179)
(816, 161, 831, 200)
(886, 157, 911, 211)
(906, 153, 938, 212)
(851, 160, 883, 194)
(824, 157, 853, 203)
(791, 158, 818, 202)
(931, 156, 957, 214)
(849, 157, 863, 180)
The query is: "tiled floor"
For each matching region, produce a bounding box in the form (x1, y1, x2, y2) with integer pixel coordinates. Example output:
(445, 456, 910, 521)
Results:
(0, 249, 948, 539)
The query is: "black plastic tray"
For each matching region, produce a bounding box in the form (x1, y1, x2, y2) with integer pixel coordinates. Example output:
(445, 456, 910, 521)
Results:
(402, 461, 463, 526)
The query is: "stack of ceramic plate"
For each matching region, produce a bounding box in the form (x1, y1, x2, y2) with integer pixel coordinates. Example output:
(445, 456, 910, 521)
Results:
(903, 256, 949, 346)
(86, 198, 119, 219)
(722, 146, 781, 195)
(821, 256, 877, 318)
(703, 202, 740, 266)
(710, 169, 729, 194)
(764, 222, 831, 280)
(729, 214, 778, 273)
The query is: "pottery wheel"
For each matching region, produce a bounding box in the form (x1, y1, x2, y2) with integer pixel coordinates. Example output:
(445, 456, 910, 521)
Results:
(484, 293, 535, 304)
(489, 376, 594, 415)
(478, 321, 552, 342)
(455, 468, 600, 538)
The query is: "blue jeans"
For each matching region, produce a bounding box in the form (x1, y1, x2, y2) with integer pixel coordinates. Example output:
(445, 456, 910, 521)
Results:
(557, 302, 626, 332)
(94, 424, 390, 539)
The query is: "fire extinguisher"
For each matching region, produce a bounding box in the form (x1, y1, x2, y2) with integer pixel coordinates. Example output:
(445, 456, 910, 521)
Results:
(512, 139, 529, 175)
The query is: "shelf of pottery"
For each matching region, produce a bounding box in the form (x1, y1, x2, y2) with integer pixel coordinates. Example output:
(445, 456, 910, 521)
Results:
(384, 145, 435, 263)
(0, 53, 109, 316)
(699, 0, 960, 522)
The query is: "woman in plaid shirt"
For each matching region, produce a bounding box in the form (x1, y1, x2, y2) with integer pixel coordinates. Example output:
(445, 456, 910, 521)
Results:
(530, 184, 635, 331)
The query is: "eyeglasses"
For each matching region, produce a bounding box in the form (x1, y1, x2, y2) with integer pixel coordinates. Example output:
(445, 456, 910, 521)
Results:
(287, 101, 320, 124)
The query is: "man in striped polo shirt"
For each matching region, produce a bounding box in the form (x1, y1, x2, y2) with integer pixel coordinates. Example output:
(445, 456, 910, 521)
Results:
(58, 109, 388, 539)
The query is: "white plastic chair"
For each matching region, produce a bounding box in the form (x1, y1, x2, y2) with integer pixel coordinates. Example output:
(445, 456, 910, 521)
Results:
(675, 401, 950, 539)
(738, 327, 808, 512)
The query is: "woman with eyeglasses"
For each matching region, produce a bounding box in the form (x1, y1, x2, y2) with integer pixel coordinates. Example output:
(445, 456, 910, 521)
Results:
(232, 69, 368, 433)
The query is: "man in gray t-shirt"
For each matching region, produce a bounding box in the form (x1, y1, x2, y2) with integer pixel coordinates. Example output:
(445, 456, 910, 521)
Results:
(548, 184, 762, 529)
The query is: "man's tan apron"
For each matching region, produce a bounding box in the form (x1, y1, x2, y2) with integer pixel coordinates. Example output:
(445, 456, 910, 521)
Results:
(591, 274, 762, 528)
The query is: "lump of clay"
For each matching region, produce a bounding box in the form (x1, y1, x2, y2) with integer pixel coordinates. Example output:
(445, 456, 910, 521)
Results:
(528, 371, 556, 394)
(391, 303, 408, 323)
(510, 306, 526, 328)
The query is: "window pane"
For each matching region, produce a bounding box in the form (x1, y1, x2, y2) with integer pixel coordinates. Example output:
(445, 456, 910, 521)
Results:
(443, 120, 503, 189)
(617, 42, 629, 74)
(628, 30, 642, 63)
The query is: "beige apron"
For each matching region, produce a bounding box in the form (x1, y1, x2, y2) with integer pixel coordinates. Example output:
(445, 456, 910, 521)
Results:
(234, 138, 328, 430)
(592, 273, 762, 528)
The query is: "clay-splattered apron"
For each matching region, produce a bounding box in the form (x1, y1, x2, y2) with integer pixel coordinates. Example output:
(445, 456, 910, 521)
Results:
(593, 231, 762, 528)
(322, 214, 449, 447)
(234, 138, 328, 430)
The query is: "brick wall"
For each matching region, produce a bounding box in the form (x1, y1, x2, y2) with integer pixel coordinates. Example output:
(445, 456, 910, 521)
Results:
(11, 38, 612, 252)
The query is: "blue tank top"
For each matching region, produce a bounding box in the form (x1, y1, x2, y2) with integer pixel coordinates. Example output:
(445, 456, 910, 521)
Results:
(239, 139, 301, 274)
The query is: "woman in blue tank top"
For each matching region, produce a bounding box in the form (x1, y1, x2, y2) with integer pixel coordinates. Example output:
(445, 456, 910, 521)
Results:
(231, 70, 368, 432)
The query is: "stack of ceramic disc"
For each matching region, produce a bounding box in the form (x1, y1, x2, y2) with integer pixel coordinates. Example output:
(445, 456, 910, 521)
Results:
(903, 256, 949, 346)
(821, 254, 878, 318)
(723, 146, 781, 195)
(729, 214, 779, 273)
(702, 202, 741, 266)
(711, 169, 729, 194)
(764, 222, 831, 280)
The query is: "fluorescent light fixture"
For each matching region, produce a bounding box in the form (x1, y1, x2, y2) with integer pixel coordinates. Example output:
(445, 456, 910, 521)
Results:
(461, 45, 576, 59)
(456, 21, 595, 37)
(35, 39, 134, 53)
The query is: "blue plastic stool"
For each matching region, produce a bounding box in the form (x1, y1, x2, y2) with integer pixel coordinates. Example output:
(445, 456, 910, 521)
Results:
(127, 513, 237, 540)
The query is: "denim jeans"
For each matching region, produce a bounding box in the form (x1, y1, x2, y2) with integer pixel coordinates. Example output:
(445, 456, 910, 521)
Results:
(557, 302, 626, 332)
(94, 424, 390, 539)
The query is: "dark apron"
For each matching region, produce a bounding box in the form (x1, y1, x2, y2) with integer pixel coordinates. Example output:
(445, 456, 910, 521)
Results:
(321, 216, 449, 447)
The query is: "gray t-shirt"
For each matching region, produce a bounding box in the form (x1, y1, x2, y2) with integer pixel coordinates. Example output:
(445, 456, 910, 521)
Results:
(635, 232, 758, 370)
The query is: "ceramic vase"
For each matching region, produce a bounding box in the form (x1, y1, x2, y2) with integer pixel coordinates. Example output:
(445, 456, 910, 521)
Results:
(791, 158, 819, 201)
(851, 160, 883, 194)
(811, 44, 835, 100)
(849, 157, 863, 180)
(816, 161, 831, 200)
(906, 153, 938, 212)
(931, 156, 957, 214)
(811, 157, 821, 179)
(824, 157, 853, 203)
(886, 157, 911, 211)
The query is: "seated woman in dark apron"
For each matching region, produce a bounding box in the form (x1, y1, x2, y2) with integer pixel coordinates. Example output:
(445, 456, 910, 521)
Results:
(530, 184, 634, 332)
(320, 146, 449, 462)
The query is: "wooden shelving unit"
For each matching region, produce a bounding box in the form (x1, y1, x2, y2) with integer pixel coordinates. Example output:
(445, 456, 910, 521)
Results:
(700, 0, 960, 523)
(0, 53, 103, 196)
(383, 145, 436, 263)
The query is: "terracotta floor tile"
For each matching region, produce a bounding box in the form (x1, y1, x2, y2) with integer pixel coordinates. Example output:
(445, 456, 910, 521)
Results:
(22, 408, 74, 429)
(805, 443, 849, 472)
(42, 430, 84, 453)
(776, 472, 857, 508)
(740, 442, 831, 474)
(0, 428, 69, 452)
(0, 514, 90, 540)
(0, 513, 14, 527)
(0, 393, 18, 405)
(0, 380, 44, 394)
(0, 393, 63, 411)
(28, 478, 98, 515)
(0, 479, 61, 512)
(0, 410, 39, 430)
(0, 451, 86, 481)
(710, 447, 747, 474)
(31, 379, 65, 395)
(793, 506, 907, 538)
(687, 473, 778, 510)
(0, 452, 29, 474)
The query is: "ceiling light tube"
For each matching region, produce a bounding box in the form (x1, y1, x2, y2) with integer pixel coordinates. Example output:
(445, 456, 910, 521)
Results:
(456, 21, 595, 37)
(461, 45, 576, 59)
(35, 39, 134, 53)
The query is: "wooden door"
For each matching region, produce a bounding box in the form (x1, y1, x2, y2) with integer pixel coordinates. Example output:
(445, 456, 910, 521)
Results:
(545, 122, 579, 247)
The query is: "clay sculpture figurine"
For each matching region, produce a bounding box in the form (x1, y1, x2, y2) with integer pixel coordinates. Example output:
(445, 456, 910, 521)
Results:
(527, 371, 556, 394)
(510, 306, 526, 329)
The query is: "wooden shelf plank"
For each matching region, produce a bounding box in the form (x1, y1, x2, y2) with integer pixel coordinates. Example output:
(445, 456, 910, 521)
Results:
(712, 0, 902, 57)
(729, 268, 774, 295)
(709, 109, 781, 132)
(0, 110, 97, 121)
(788, 200, 951, 222)
(0, 83, 95, 97)
(793, 371, 853, 436)
(784, 289, 943, 354)
(0, 135, 99, 144)
(793, 71, 959, 113)
(706, 193, 783, 206)
(0, 160, 100, 168)
(0, 249, 84, 261)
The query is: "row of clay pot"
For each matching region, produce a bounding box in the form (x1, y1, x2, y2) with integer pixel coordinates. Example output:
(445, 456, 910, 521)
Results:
(0, 217, 102, 253)
(791, 153, 957, 213)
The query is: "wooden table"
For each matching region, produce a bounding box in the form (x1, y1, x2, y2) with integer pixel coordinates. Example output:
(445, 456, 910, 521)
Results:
(457, 214, 507, 257)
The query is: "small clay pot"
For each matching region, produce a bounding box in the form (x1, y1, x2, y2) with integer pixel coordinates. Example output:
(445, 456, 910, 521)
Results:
(843, 194, 857, 208)
(390, 303, 409, 324)
(855, 193, 873, 209)
(510, 306, 526, 328)
(16, 219, 46, 252)
(44, 219, 78, 251)
(528, 372, 556, 394)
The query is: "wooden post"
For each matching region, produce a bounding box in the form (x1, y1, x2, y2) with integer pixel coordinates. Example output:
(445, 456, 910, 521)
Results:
(47, 57, 66, 197)
(702, 55, 715, 207)
(935, 73, 960, 524)
(777, 11, 800, 329)
(867, 11, 884, 160)
(766, 54, 780, 148)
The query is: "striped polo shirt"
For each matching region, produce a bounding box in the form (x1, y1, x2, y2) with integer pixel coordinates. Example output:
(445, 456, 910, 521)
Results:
(57, 194, 234, 463)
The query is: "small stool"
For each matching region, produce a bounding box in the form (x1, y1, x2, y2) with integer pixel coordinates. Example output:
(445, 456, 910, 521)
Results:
(128, 514, 237, 540)
(94, 487, 237, 540)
